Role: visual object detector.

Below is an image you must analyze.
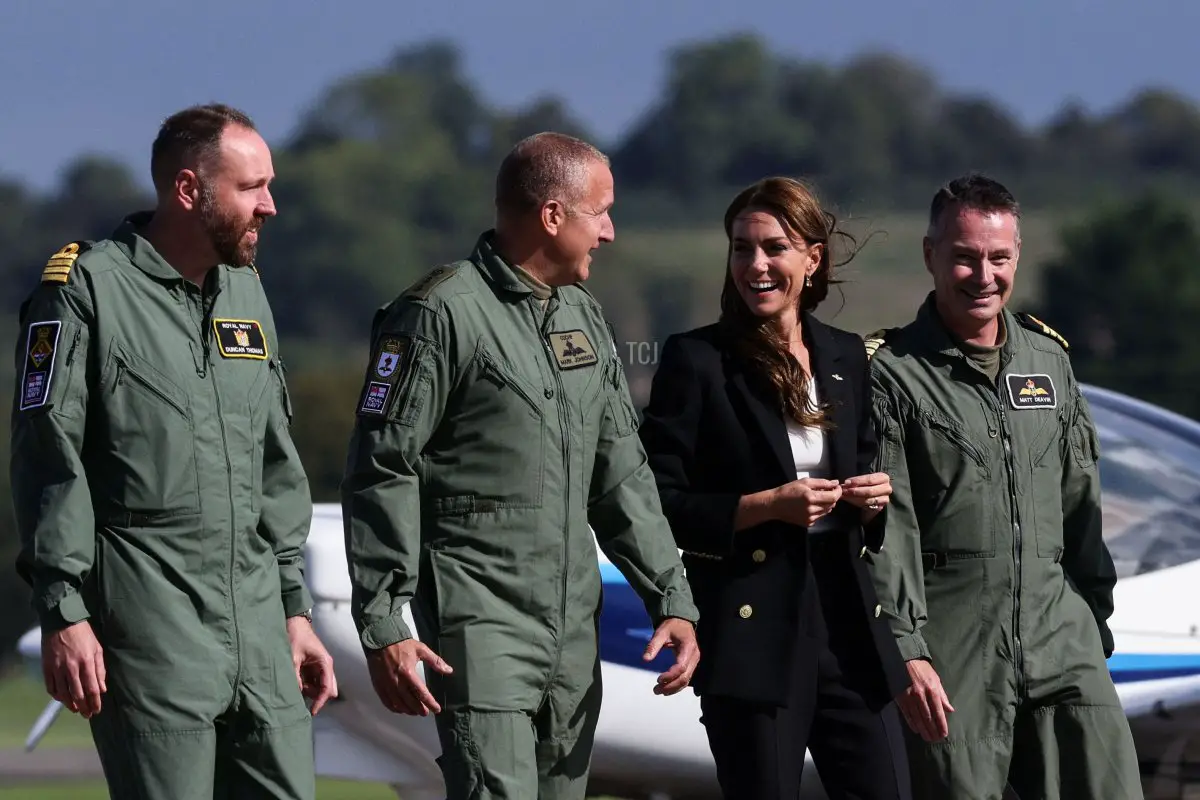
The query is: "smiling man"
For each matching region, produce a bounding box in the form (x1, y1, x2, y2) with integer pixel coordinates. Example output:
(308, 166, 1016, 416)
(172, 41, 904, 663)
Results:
(341, 131, 699, 800)
(862, 174, 1143, 799)
(10, 104, 335, 800)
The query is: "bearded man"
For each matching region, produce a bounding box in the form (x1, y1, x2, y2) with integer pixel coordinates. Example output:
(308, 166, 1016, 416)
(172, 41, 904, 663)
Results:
(9, 103, 336, 800)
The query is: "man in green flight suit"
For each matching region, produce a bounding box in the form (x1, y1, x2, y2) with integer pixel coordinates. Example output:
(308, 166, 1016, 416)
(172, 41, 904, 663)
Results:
(10, 104, 337, 800)
(341, 131, 701, 799)
(864, 173, 1143, 799)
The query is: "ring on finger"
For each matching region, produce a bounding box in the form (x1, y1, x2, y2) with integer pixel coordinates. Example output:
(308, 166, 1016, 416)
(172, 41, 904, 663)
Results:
(867, 498, 879, 509)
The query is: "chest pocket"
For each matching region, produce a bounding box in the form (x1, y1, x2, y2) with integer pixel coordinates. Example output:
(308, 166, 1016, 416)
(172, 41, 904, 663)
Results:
(911, 401, 995, 558)
(103, 344, 200, 515)
(437, 347, 545, 510)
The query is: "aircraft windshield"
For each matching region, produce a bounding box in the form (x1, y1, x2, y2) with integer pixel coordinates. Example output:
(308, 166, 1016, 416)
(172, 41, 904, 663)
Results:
(1090, 393, 1200, 578)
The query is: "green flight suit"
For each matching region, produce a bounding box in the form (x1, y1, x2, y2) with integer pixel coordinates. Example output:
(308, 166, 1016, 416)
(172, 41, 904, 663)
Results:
(10, 213, 316, 800)
(865, 294, 1142, 800)
(342, 231, 699, 800)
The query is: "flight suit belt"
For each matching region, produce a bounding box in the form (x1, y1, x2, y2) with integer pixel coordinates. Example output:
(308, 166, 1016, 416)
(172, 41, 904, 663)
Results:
(96, 508, 201, 528)
(921, 549, 1064, 570)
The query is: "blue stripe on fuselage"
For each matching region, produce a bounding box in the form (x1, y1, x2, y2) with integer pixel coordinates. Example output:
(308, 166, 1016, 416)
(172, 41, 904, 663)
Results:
(599, 563, 1200, 684)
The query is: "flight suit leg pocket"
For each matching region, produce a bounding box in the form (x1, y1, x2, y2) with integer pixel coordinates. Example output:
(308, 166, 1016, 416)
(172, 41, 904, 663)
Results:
(914, 402, 995, 557)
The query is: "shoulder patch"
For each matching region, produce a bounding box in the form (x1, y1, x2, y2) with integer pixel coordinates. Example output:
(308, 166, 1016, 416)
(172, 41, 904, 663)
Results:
(357, 334, 413, 417)
(1016, 312, 1070, 351)
(402, 264, 460, 301)
(863, 327, 897, 360)
(42, 241, 90, 285)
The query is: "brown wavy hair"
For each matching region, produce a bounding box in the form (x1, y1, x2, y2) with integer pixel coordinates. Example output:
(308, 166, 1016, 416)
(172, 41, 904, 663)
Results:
(719, 177, 860, 430)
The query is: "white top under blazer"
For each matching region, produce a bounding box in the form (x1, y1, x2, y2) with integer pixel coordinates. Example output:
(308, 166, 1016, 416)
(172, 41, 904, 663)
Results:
(784, 376, 835, 533)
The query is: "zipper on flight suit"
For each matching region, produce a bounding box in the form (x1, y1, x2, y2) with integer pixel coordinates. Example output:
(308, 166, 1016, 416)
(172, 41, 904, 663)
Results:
(189, 272, 244, 695)
(538, 296, 572, 666)
(989, 390, 1027, 701)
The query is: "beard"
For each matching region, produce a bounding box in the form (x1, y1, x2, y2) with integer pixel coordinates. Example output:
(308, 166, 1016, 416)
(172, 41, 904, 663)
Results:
(198, 183, 260, 267)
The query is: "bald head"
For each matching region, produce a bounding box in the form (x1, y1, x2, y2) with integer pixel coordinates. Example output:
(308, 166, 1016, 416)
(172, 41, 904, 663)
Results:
(495, 132, 609, 221)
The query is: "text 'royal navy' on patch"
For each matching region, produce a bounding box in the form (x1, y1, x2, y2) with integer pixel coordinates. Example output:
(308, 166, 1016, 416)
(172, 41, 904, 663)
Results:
(548, 330, 598, 370)
(20, 320, 61, 411)
(1005, 373, 1057, 410)
(213, 319, 268, 359)
(358, 335, 411, 416)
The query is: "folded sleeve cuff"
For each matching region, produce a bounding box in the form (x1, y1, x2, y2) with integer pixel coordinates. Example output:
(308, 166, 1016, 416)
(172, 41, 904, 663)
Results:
(897, 631, 930, 662)
(38, 592, 90, 632)
(281, 582, 314, 619)
(360, 614, 414, 651)
(653, 593, 700, 626)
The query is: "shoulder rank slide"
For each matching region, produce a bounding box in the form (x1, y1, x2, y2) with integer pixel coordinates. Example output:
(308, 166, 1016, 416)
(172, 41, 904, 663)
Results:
(41, 242, 88, 285)
(402, 263, 459, 300)
(863, 327, 896, 360)
(1016, 312, 1069, 351)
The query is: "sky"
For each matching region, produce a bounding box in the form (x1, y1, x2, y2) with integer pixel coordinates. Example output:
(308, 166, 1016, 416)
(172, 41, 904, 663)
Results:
(3, 0, 1199, 193)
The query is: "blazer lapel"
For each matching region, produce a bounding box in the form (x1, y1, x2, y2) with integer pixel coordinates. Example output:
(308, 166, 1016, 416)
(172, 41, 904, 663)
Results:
(805, 313, 852, 480)
(728, 361, 796, 482)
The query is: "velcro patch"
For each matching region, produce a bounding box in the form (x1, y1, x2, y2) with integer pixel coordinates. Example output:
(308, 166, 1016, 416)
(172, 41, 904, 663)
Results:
(358, 335, 411, 416)
(548, 330, 598, 370)
(20, 320, 61, 411)
(213, 319, 268, 359)
(1006, 373, 1057, 410)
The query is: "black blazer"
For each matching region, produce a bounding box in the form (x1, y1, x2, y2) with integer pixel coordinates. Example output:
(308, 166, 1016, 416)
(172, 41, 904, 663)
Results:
(638, 312, 909, 710)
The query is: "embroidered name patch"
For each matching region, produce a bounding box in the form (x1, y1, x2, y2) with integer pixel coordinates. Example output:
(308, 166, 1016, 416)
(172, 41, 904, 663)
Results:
(358, 335, 410, 416)
(548, 330, 598, 370)
(20, 320, 61, 411)
(213, 319, 268, 359)
(1006, 373, 1057, 410)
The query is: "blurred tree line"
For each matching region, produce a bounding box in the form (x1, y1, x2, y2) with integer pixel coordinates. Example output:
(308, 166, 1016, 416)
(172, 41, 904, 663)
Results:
(2, 34, 1200, 663)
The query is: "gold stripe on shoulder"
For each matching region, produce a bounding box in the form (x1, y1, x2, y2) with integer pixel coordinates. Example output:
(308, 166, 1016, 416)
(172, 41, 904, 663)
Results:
(864, 328, 893, 360)
(41, 241, 86, 285)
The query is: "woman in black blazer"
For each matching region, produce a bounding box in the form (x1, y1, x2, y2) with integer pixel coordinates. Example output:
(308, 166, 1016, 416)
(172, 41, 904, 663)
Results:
(639, 177, 912, 800)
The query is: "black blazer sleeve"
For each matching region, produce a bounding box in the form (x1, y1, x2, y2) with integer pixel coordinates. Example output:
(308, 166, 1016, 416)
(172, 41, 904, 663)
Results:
(638, 334, 742, 558)
(852, 338, 888, 552)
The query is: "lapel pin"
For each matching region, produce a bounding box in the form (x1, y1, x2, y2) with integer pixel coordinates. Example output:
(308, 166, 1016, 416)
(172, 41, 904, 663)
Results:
(831, 373, 843, 381)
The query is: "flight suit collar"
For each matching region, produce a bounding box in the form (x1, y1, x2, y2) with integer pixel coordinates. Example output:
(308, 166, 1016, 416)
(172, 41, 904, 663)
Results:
(471, 230, 545, 298)
(914, 291, 1018, 374)
(111, 211, 228, 292)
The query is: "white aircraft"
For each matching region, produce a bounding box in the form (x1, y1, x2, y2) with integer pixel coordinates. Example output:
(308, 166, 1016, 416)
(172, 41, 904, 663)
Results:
(16, 383, 1200, 798)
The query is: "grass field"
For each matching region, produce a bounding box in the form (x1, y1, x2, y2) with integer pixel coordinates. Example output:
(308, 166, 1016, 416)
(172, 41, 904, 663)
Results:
(0, 666, 397, 798)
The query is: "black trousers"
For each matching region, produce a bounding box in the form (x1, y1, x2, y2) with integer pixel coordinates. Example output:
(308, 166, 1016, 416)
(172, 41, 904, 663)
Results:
(699, 557, 912, 800)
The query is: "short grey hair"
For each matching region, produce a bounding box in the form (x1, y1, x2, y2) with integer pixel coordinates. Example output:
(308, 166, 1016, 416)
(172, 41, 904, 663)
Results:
(926, 172, 1021, 244)
(495, 131, 609, 217)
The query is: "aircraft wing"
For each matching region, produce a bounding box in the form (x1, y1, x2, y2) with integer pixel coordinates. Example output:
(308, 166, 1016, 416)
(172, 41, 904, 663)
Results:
(1111, 651, 1200, 719)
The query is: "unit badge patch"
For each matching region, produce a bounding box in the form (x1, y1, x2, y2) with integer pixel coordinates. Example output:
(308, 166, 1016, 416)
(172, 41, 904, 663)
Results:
(213, 319, 268, 359)
(1005, 373, 1057, 410)
(20, 320, 61, 411)
(548, 330, 598, 370)
(358, 335, 411, 416)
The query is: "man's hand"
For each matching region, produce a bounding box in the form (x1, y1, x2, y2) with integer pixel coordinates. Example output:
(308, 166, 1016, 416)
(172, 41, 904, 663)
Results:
(367, 639, 453, 716)
(897, 659, 954, 742)
(287, 615, 338, 716)
(643, 617, 699, 696)
(43, 621, 106, 719)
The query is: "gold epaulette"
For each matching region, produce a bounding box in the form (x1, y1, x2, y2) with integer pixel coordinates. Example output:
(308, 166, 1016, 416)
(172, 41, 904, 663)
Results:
(42, 242, 89, 285)
(863, 328, 896, 360)
(1017, 312, 1070, 351)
